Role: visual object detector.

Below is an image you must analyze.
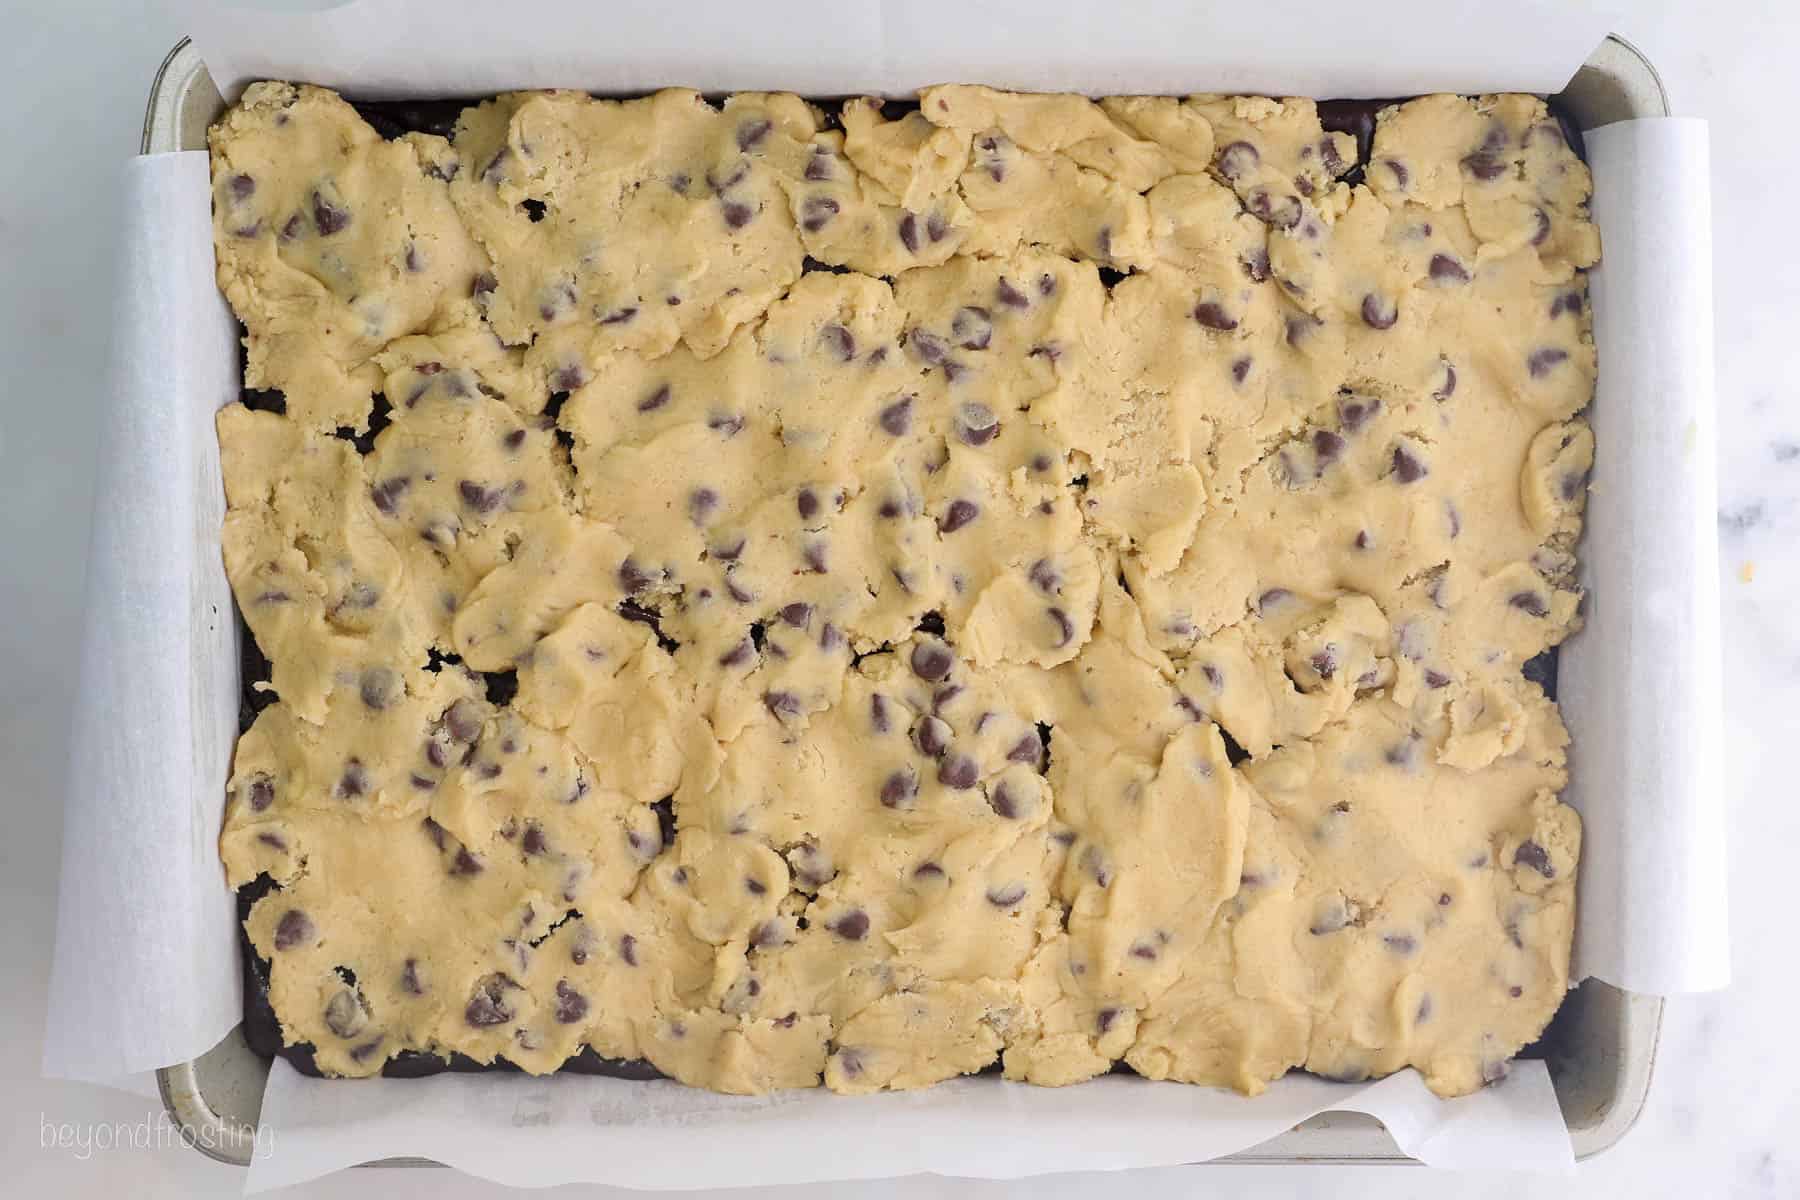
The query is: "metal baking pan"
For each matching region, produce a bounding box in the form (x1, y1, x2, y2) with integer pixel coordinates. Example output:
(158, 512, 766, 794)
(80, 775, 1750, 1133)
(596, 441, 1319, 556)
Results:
(147, 32, 1669, 1169)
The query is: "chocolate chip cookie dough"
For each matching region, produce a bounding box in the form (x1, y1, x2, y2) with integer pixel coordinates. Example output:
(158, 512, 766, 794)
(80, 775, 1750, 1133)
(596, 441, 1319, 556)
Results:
(213, 81, 1596, 1099)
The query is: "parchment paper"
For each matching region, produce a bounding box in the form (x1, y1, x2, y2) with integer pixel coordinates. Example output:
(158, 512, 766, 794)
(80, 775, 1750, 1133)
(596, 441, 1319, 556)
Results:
(191, 0, 1620, 102)
(45, 2, 1724, 1189)
(1564, 118, 1729, 992)
(41, 153, 241, 1086)
(249, 1055, 1571, 1191)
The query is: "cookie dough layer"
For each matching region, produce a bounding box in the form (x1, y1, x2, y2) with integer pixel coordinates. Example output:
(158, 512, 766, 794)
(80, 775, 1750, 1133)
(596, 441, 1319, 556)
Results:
(213, 82, 1596, 1098)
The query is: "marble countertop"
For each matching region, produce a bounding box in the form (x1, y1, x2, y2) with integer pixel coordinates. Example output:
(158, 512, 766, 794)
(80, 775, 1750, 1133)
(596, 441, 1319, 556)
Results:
(4, 3, 1793, 1196)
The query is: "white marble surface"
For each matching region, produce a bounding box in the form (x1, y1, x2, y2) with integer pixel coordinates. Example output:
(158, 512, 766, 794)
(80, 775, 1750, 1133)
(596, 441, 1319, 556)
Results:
(3, 2, 1795, 1196)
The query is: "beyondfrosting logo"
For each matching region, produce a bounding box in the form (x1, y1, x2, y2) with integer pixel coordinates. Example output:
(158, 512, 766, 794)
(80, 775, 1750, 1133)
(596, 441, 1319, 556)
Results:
(38, 1109, 274, 1161)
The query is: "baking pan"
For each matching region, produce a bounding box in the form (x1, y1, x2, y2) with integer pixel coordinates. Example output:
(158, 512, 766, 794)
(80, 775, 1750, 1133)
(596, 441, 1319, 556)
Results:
(146, 32, 1669, 1168)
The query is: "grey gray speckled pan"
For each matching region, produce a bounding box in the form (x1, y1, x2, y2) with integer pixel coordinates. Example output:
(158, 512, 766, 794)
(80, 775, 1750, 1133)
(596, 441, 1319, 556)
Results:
(146, 33, 1668, 1168)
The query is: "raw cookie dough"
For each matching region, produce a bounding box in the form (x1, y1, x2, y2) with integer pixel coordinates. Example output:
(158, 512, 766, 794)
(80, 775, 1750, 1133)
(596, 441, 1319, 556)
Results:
(214, 85, 1596, 1099)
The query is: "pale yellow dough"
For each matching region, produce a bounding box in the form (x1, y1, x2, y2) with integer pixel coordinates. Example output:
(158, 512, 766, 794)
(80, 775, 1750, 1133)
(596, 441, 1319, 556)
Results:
(214, 82, 1595, 1098)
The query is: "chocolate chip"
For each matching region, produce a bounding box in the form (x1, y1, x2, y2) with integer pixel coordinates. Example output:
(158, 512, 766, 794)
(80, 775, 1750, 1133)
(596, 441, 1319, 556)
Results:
(451, 848, 484, 876)
(465, 976, 514, 1027)
(1128, 942, 1158, 961)
(1193, 301, 1238, 331)
(1531, 207, 1552, 246)
(1217, 140, 1260, 181)
(802, 541, 829, 574)
(913, 715, 951, 758)
(1435, 361, 1458, 400)
(722, 200, 755, 230)
(703, 413, 745, 442)
(880, 768, 917, 809)
(799, 194, 840, 234)
(996, 277, 1029, 309)
(458, 480, 503, 514)
(1383, 933, 1418, 955)
(861, 695, 894, 739)
(1390, 444, 1428, 484)
(1248, 188, 1301, 229)
(908, 328, 949, 366)
(1528, 347, 1569, 378)
(521, 823, 548, 855)
(1312, 429, 1346, 465)
(1461, 150, 1506, 181)
(1241, 249, 1271, 282)
(619, 933, 639, 966)
(598, 305, 638, 327)
(986, 883, 1027, 908)
(1308, 906, 1347, 935)
(899, 212, 922, 253)
(1006, 730, 1043, 767)
(550, 979, 589, 1025)
(1096, 1007, 1121, 1034)
(793, 488, 824, 524)
(324, 988, 367, 1038)
(1231, 356, 1252, 384)
(1428, 254, 1470, 284)
(311, 191, 350, 236)
(440, 699, 481, 745)
(228, 173, 255, 202)
(878, 395, 914, 436)
(684, 486, 720, 526)
(1515, 839, 1555, 877)
(718, 638, 754, 668)
(763, 690, 803, 720)
(399, 958, 425, 995)
(619, 558, 657, 594)
(1284, 314, 1319, 345)
(628, 384, 671, 416)
(736, 117, 772, 151)
(1360, 293, 1398, 329)
(911, 641, 954, 682)
(938, 499, 979, 533)
(938, 753, 978, 790)
(830, 910, 870, 941)
(256, 831, 287, 851)
(802, 146, 834, 181)
(1424, 669, 1451, 689)
(246, 775, 275, 812)
(357, 666, 399, 711)
(1509, 591, 1550, 618)
(989, 782, 1022, 819)
(955, 402, 999, 446)
(273, 909, 314, 951)
(1309, 647, 1338, 679)
(927, 211, 948, 242)
(952, 306, 993, 350)
(336, 759, 370, 799)
(1047, 607, 1075, 648)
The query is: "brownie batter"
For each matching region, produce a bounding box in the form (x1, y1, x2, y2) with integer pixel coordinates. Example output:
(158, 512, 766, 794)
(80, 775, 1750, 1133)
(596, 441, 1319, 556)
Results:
(212, 81, 1595, 1098)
